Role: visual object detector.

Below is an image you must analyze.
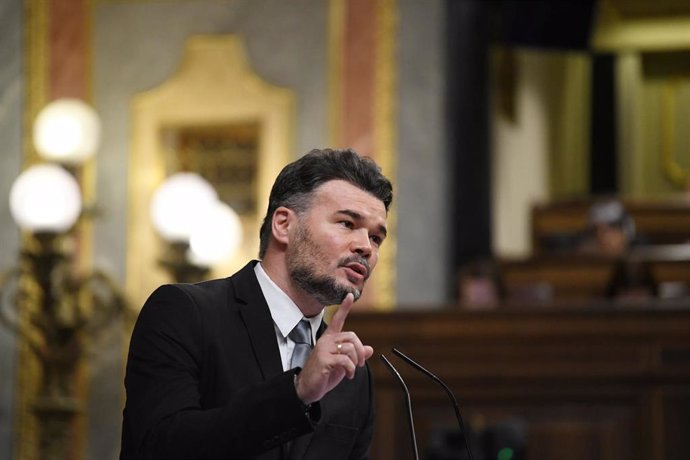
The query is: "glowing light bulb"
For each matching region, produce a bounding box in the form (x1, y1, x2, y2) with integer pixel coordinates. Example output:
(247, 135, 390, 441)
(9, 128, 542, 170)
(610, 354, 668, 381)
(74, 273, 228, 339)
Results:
(9, 164, 82, 232)
(189, 200, 243, 266)
(33, 98, 101, 165)
(150, 172, 218, 242)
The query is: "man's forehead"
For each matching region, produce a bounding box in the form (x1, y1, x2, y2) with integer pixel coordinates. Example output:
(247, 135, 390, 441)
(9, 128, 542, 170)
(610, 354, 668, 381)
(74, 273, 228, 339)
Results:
(313, 180, 386, 211)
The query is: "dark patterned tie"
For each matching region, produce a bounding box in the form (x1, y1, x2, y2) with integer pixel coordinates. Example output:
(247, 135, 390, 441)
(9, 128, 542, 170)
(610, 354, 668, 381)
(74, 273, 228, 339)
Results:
(289, 319, 313, 369)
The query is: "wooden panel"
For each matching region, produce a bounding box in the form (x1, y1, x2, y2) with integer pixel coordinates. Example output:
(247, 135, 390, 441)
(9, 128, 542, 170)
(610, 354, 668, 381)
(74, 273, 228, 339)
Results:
(498, 248, 690, 303)
(663, 388, 690, 460)
(531, 198, 690, 252)
(500, 256, 615, 301)
(348, 305, 690, 460)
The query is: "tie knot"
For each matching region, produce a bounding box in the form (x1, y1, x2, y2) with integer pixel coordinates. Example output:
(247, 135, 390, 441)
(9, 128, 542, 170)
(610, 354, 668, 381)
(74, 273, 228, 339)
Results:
(289, 319, 312, 346)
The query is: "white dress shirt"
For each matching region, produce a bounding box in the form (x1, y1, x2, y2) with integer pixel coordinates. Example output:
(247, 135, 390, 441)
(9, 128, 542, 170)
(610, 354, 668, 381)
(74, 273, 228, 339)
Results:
(254, 263, 323, 371)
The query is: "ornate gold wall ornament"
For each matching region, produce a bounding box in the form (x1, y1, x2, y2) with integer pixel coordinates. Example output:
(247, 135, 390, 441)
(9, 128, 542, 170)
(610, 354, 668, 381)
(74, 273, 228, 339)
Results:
(372, 0, 398, 310)
(661, 77, 690, 188)
(595, 4, 690, 196)
(1, 232, 126, 460)
(328, 0, 346, 147)
(593, 0, 690, 52)
(127, 35, 295, 310)
(18, 1, 49, 458)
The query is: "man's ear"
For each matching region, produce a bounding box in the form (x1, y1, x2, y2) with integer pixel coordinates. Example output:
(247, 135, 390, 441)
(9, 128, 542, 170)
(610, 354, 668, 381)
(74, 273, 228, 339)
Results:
(271, 206, 293, 245)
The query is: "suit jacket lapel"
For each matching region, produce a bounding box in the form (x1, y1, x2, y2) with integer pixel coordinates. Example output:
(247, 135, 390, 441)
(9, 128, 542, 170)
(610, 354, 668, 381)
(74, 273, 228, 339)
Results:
(316, 320, 327, 338)
(233, 261, 284, 380)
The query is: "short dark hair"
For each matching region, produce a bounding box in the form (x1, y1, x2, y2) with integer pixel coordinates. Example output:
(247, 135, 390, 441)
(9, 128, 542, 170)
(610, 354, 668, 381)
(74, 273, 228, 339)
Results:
(258, 148, 393, 258)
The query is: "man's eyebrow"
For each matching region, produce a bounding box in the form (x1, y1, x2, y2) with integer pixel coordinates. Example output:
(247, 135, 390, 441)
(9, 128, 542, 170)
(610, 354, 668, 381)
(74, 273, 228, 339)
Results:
(336, 209, 387, 238)
(337, 209, 362, 220)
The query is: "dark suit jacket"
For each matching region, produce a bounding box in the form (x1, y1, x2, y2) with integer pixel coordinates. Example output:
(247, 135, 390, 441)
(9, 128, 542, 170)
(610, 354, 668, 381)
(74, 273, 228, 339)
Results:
(120, 261, 374, 459)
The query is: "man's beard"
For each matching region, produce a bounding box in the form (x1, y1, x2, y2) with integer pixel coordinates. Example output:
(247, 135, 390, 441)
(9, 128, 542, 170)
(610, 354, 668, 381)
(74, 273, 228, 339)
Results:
(287, 225, 370, 306)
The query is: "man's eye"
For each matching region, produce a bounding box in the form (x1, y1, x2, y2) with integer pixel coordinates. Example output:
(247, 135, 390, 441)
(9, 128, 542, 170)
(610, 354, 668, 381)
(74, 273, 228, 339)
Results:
(370, 235, 382, 246)
(339, 220, 354, 228)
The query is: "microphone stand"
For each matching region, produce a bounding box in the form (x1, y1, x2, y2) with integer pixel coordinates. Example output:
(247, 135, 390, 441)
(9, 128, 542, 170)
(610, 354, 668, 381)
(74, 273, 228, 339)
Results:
(380, 354, 419, 460)
(392, 348, 474, 460)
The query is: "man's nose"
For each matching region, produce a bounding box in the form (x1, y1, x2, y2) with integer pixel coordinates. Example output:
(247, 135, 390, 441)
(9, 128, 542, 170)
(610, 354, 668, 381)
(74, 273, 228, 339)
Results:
(351, 229, 372, 257)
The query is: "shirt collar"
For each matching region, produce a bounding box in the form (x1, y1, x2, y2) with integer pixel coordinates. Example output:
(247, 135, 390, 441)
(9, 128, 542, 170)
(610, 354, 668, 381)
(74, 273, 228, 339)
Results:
(254, 262, 323, 343)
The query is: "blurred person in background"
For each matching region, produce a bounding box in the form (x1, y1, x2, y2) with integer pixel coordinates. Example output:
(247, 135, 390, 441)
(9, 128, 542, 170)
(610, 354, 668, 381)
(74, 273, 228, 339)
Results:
(578, 199, 637, 257)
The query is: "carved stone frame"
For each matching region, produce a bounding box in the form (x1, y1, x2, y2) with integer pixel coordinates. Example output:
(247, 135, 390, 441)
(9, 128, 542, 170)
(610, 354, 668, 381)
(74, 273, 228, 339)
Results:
(127, 35, 294, 309)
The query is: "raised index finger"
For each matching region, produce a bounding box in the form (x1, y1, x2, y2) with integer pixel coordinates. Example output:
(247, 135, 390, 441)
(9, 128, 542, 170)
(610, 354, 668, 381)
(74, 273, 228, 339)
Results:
(326, 292, 354, 334)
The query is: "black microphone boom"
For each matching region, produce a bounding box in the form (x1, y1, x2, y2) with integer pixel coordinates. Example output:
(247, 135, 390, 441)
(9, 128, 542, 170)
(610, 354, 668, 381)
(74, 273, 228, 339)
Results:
(380, 354, 419, 460)
(392, 347, 474, 460)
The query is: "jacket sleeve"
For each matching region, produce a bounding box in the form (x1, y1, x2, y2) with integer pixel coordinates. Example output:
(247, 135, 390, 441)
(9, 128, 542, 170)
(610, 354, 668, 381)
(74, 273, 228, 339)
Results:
(120, 284, 316, 459)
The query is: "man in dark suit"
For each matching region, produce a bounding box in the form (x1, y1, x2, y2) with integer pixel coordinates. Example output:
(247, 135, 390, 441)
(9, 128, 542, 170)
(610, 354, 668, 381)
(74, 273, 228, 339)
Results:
(120, 148, 393, 459)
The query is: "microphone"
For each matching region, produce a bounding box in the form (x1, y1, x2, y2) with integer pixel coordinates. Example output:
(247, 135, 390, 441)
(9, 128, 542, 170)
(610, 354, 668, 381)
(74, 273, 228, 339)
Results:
(392, 348, 474, 460)
(380, 354, 419, 460)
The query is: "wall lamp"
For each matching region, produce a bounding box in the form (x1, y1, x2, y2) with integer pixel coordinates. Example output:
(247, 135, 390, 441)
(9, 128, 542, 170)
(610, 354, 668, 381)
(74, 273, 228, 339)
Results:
(0, 98, 125, 460)
(150, 172, 243, 283)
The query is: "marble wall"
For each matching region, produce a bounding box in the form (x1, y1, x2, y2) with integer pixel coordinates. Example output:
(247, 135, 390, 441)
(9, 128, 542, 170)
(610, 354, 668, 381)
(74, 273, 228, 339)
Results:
(396, 0, 447, 306)
(0, 0, 23, 458)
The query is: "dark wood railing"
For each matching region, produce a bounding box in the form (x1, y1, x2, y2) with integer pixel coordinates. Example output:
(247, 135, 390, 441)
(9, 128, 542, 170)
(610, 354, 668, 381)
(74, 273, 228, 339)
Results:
(349, 301, 690, 460)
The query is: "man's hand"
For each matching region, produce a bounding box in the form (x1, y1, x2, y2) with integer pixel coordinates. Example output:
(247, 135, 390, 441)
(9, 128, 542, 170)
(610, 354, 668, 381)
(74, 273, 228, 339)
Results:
(294, 293, 374, 404)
